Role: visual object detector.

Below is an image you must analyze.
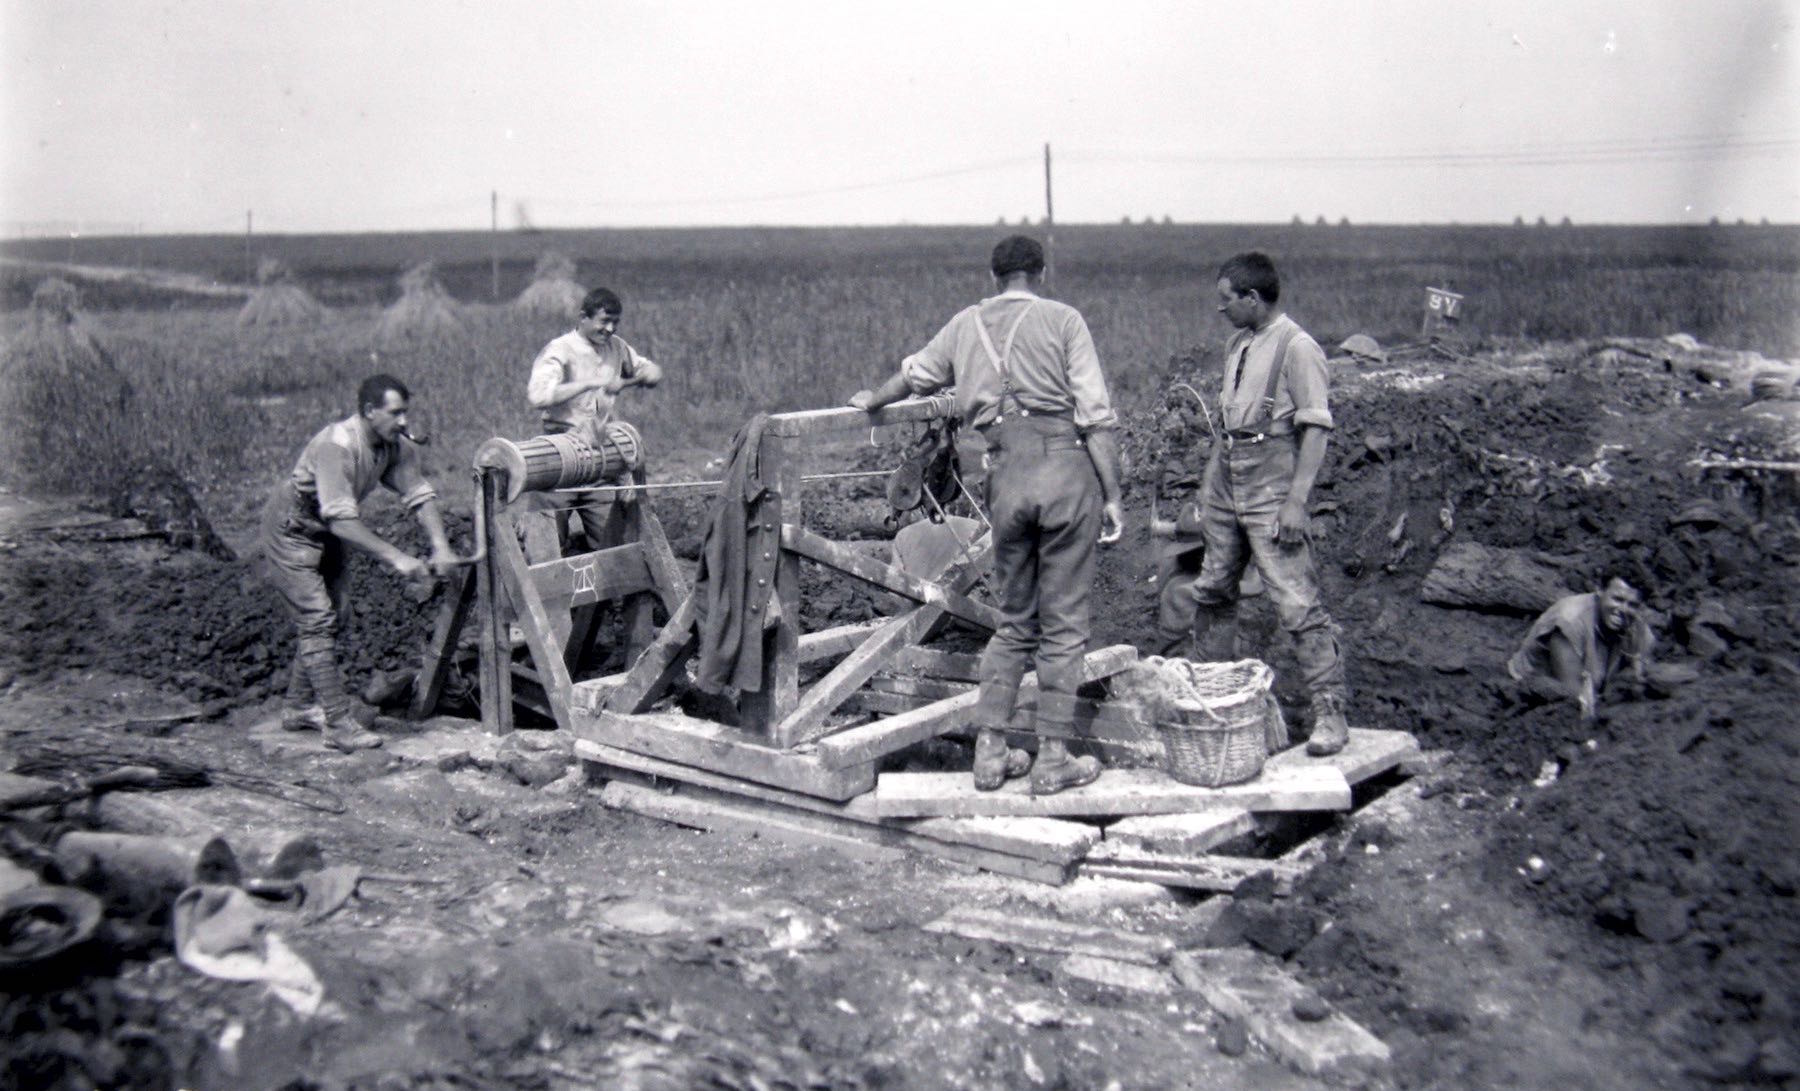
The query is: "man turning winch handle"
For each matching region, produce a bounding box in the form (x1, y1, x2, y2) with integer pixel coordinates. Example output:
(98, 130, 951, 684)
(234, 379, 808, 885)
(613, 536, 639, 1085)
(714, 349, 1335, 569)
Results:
(260, 374, 458, 752)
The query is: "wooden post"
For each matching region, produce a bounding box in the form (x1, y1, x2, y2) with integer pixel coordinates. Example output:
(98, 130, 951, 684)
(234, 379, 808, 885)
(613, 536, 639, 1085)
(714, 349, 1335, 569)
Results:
(490, 190, 500, 301)
(244, 210, 253, 282)
(475, 470, 512, 735)
(740, 433, 801, 736)
(409, 565, 478, 720)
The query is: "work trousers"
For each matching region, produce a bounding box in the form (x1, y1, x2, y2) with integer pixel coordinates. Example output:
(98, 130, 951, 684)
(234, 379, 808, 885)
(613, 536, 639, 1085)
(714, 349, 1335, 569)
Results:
(972, 414, 1101, 737)
(259, 483, 353, 713)
(1185, 437, 1346, 702)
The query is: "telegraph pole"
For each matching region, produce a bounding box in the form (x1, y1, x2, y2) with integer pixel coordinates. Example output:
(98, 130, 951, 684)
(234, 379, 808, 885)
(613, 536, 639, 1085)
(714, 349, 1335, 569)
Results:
(1043, 143, 1055, 289)
(245, 210, 253, 281)
(490, 190, 500, 301)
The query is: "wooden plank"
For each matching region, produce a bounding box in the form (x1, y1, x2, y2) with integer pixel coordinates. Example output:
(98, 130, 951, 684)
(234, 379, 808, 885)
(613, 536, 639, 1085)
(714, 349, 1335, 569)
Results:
(853, 690, 1163, 757)
(634, 499, 691, 611)
(764, 396, 956, 439)
(740, 434, 801, 737)
(475, 474, 511, 735)
(410, 564, 477, 720)
(772, 531, 993, 749)
(815, 645, 1142, 769)
(1265, 728, 1420, 788)
(527, 543, 654, 610)
(605, 591, 698, 713)
(783, 524, 1002, 631)
(798, 620, 888, 663)
(1172, 948, 1392, 1078)
(867, 675, 972, 701)
(1060, 955, 1175, 995)
(875, 764, 1351, 819)
(889, 646, 984, 682)
(888, 643, 1139, 687)
(494, 513, 576, 733)
(576, 738, 1099, 865)
(922, 906, 1175, 966)
(573, 706, 874, 801)
(1105, 811, 1256, 855)
(772, 601, 939, 748)
(598, 777, 1071, 884)
(1080, 847, 1308, 895)
(600, 781, 905, 864)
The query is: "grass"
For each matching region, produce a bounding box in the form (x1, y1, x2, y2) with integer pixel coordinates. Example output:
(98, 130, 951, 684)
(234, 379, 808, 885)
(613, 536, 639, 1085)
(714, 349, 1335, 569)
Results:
(3, 223, 1796, 530)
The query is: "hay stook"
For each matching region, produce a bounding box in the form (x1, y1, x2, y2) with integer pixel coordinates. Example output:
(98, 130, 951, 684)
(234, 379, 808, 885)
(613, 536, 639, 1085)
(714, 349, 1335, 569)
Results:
(513, 252, 586, 318)
(237, 257, 327, 327)
(377, 262, 464, 345)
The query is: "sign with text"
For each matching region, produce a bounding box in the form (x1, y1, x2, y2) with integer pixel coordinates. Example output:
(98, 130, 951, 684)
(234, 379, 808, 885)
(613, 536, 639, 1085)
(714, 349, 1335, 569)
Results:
(1424, 287, 1464, 320)
(1422, 286, 1465, 337)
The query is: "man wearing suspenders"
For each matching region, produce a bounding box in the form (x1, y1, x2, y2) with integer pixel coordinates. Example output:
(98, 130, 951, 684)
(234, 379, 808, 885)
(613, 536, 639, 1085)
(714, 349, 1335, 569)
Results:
(850, 236, 1124, 794)
(1177, 251, 1350, 756)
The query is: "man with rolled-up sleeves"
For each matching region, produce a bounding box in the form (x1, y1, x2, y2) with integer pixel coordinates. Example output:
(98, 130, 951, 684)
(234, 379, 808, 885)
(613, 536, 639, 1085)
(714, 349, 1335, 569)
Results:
(1169, 251, 1350, 756)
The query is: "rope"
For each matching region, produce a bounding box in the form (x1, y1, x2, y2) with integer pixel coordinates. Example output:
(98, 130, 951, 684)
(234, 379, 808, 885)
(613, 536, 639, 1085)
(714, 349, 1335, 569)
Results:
(549, 469, 892, 495)
(1169, 381, 1218, 445)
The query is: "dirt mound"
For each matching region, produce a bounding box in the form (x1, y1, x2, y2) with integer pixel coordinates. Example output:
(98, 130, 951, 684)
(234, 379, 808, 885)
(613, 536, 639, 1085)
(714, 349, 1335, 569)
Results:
(1123, 339, 1799, 1084)
(0, 508, 459, 705)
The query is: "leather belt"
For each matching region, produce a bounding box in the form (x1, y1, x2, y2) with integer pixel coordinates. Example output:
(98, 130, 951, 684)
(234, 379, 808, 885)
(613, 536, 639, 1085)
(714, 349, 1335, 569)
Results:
(1221, 431, 1271, 449)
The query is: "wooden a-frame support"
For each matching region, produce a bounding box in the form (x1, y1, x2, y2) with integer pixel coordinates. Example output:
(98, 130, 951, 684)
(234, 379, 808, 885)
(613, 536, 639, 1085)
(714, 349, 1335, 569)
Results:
(410, 464, 690, 734)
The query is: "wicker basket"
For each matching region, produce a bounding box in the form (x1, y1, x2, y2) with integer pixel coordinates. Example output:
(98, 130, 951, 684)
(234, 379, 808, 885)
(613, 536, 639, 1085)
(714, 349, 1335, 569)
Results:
(1156, 659, 1273, 787)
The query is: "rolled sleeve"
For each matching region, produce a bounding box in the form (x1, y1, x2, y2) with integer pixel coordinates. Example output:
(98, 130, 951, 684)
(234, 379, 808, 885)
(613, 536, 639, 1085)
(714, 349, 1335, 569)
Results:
(526, 349, 566, 409)
(631, 351, 663, 386)
(383, 442, 438, 511)
(1285, 338, 1334, 431)
(1063, 312, 1118, 431)
(312, 442, 362, 522)
(900, 316, 961, 395)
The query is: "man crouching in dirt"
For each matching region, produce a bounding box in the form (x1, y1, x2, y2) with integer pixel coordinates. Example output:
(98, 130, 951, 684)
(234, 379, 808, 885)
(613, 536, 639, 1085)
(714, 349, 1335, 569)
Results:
(527, 287, 663, 553)
(1167, 251, 1351, 757)
(261, 374, 457, 751)
(1507, 577, 1654, 723)
(849, 235, 1124, 795)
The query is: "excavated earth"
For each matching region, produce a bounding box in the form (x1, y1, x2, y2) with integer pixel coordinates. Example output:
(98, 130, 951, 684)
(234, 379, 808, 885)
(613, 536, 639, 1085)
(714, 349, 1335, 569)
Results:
(1, 340, 1796, 1089)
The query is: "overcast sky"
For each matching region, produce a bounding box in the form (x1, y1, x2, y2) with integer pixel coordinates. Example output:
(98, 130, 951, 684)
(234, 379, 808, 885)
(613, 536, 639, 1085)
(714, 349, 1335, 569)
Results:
(2, 0, 1795, 234)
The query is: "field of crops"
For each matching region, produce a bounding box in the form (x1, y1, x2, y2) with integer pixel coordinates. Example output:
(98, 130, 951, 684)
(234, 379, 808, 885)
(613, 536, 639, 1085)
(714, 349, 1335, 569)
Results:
(3, 222, 1797, 523)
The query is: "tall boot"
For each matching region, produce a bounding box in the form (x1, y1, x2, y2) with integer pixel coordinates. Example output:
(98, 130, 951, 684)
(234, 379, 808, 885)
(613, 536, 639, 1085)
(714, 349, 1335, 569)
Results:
(281, 655, 325, 732)
(1028, 693, 1101, 796)
(970, 682, 1027, 790)
(300, 642, 381, 752)
(1306, 692, 1349, 757)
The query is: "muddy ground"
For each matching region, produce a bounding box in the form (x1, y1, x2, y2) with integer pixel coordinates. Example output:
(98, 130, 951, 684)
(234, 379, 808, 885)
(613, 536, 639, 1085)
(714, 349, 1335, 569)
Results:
(1, 340, 1796, 1089)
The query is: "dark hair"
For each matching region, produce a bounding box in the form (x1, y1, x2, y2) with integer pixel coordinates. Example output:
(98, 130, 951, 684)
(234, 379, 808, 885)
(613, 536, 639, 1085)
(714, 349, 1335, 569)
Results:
(358, 373, 409, 414)
(1218, 252, 1281, 305)
(580, 287, 623, 317)
(990, 235, 1046, 278)
(1601, 573, 1641, 596)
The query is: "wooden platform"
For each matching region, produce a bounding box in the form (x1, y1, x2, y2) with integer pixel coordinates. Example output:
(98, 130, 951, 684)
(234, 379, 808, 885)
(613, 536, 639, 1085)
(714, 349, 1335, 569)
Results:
(874, 763, 1352, 819)
(572, 707, 877, 801)
(580, 739, 1093, 884)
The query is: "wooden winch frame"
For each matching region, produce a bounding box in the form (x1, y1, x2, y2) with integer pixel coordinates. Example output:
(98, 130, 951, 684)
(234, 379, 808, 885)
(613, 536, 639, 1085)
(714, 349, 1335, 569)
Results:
(413, 398, 1091, 801)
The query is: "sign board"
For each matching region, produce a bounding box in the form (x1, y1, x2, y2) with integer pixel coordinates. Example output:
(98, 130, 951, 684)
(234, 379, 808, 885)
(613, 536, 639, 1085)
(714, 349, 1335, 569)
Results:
(1424, 287, 1463, 320)
(1422, 286, 1465, 337)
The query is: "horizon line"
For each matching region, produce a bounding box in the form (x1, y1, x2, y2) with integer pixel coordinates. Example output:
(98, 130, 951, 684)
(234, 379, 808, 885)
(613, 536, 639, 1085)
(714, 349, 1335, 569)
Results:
(4, 218, 1797, 242)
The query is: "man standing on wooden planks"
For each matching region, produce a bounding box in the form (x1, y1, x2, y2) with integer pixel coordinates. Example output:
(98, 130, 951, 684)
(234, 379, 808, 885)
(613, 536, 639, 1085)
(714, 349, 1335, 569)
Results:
(1167, 252, 1350, 756)
(260, 374, 458, 751)
(849, 235, 1124, 794)
(526, 286, 663, 552)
